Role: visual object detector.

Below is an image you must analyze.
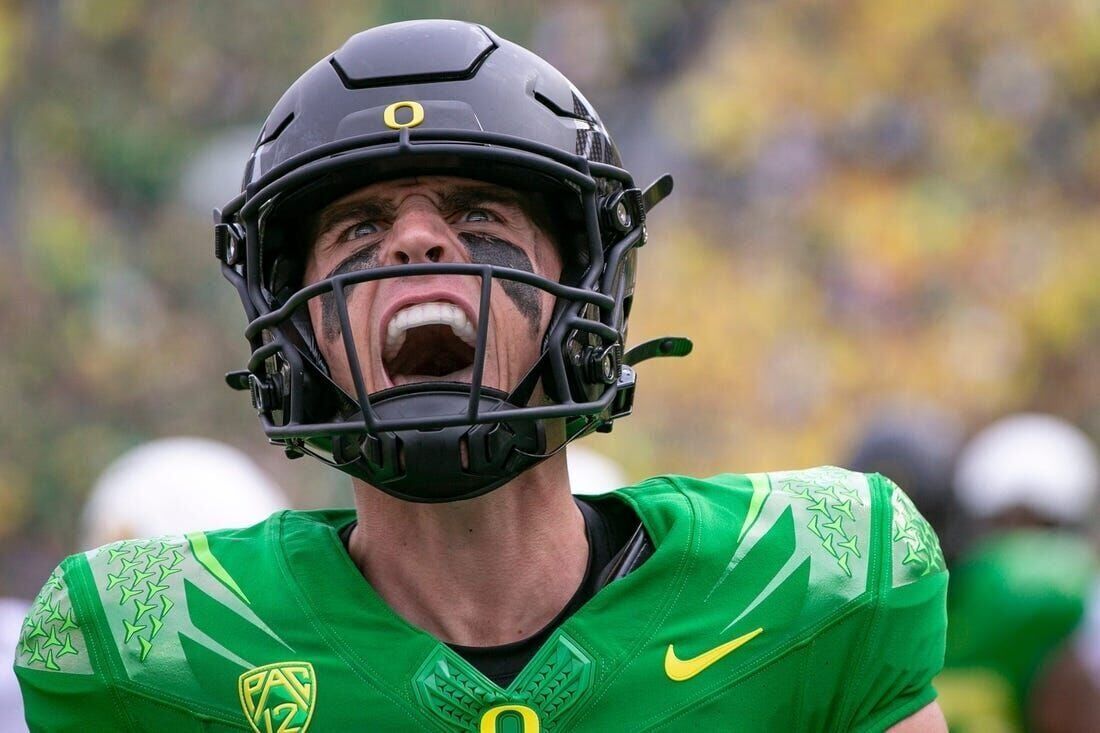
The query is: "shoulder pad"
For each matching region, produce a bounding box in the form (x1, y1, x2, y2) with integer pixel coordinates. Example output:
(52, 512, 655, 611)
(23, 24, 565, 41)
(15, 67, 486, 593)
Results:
(698, 467, 876, 620)
(761, 466, 874, 596)
(15, 564, 94, 675)
(82, 530, 291, 698)
(882, 476, 946, 588)
(686, 467, 880, 658)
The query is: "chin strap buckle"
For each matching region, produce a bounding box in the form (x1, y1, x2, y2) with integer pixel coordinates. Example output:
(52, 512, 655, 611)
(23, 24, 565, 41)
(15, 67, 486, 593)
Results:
(595, 364, 637, 434)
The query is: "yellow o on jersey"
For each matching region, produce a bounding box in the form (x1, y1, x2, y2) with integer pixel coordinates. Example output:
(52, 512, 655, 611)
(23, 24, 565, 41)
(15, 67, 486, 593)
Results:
(479, 704, 540, 732)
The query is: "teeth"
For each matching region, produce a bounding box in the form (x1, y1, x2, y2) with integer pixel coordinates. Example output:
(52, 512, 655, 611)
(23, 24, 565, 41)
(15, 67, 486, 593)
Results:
(383, 302, 477, 360)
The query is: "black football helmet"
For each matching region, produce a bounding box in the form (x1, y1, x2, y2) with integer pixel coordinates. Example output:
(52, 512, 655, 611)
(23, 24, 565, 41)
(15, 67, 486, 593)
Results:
(217, 19, 689, 502)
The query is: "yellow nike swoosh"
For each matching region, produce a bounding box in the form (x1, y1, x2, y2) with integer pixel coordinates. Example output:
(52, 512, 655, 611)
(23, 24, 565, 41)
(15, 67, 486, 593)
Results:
(664, 627, 764, 682)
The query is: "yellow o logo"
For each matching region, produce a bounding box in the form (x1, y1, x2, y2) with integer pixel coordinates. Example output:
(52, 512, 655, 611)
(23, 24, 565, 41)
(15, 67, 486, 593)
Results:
(383, 101, 425, 130)
(479, 704, 540, 733)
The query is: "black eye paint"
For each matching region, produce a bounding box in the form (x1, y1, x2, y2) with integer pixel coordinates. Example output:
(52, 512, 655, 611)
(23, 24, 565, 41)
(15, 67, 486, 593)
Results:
(319, 244, 381, 341)
(458, 232, 541, 331)
(314, 235, 542, 343)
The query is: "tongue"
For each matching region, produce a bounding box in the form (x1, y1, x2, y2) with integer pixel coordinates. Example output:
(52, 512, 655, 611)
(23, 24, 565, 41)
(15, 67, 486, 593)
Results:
(385, 324, 475, 379)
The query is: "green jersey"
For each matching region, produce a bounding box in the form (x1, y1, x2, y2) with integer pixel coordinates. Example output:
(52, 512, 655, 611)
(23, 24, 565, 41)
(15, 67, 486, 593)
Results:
(936, 530, 1097, 733)
(16, 467, 946, 731)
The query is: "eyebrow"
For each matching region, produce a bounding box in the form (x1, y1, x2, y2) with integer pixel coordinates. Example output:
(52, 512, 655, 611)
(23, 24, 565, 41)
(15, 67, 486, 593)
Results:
(314, 185, 532, 241)
(314, 199, 398, 242)
(436, 186, 529, 217)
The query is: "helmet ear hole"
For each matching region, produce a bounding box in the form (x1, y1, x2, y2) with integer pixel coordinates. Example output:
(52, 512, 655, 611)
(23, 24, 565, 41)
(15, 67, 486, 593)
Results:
(458, 435, 470, 471)
(542, 325, 618, 407)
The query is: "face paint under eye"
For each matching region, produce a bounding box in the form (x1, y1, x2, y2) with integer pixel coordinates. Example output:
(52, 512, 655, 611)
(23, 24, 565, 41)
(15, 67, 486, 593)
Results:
(318, 244, 382, 341)
(458, 232, 541, 332)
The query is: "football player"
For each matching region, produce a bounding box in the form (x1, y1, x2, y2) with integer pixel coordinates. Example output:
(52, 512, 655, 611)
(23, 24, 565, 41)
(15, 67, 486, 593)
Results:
(937, 413, 1100, 733)
(15, 20, 947, 731)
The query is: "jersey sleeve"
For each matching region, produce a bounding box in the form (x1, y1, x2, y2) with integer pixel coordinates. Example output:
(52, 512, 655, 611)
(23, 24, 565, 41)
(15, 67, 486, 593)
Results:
(13, 558, 131, 732)
(845, 475, 949, 732)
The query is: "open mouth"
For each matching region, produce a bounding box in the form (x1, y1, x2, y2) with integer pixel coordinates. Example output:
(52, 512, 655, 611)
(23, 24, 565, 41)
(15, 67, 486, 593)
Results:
(382, 302, 478, 386)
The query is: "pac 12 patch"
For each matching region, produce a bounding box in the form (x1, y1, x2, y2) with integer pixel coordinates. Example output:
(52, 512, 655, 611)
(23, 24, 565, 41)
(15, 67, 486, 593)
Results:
(238, 661, 316, 733)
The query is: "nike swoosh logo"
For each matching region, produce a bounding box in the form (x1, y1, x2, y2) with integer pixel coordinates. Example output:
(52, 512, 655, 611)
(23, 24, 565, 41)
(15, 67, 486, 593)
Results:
(664, 627, 764, 682)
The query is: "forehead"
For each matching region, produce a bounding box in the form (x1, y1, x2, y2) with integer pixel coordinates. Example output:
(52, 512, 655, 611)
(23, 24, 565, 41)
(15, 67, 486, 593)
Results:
(318, 176, 534, 219)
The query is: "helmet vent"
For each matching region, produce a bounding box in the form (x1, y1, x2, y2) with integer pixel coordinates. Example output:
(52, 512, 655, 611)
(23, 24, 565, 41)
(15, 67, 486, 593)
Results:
(330, 20, 498, 90)
(257, 111, 295, 147)
(534, 92, 592, 123)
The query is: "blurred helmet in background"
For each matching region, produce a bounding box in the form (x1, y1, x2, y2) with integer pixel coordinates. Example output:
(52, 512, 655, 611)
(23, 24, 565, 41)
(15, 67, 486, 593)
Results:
(954, 413, 1100, 527)
(567, 444, 628, 496)
(846, 402, 966, 560)
(80, 437, 289, 548)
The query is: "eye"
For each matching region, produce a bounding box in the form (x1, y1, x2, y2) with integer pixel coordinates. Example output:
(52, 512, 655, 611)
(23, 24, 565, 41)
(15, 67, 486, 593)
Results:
(344, 221, 381, 241)
(463, 209, 497, 223)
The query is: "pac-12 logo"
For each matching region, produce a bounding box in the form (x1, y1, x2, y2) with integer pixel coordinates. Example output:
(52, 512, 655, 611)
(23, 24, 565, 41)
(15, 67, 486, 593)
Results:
(238, 661, 316, 733)
(480, 703, 540, 732)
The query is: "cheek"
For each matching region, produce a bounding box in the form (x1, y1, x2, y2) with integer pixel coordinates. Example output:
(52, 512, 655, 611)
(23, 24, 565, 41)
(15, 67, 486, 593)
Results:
(306, 298, 323, 335)
(302, 247, 327, 288)
(306, 293, 364, 394)
(306, 298, 341, 373)
(536, 238, 563, 282)
(306, 297, 345, 376)
(317, 290, 379, 379)
(538, 289, 557, 332)
(535, 241, 562, 331)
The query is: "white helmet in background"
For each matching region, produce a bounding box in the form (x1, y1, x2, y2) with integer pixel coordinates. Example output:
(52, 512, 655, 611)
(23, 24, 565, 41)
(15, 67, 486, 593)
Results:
(954, 413, 1100, 525)
(80, 437, 289, 549)
(567, 445, 629, 496)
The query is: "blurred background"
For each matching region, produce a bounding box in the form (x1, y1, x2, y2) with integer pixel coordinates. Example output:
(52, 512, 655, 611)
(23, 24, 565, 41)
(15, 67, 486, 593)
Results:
(1, 1, 1099, 729)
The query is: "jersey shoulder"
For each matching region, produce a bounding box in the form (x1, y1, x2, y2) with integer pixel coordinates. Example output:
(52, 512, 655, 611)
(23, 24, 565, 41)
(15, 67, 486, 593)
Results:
(881, 474, 947, 588)
(16, 510, 337, 727)
(610, 468, 945, 730)
(15, 562, 95, 676)
(624, 466, 947, 642)
(620, 466, 914, 633)
(634, 466, 884, 598)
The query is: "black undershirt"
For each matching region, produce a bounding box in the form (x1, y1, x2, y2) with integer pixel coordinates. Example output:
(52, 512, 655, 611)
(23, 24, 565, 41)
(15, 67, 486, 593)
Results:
(338, 497, 644, 687)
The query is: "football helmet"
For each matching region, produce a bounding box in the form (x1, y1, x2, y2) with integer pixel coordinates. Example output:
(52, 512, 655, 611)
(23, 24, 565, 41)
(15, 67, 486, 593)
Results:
(954, 413, 1099, 525)
(216, 20, 689, 502)
(80, 438, 288, 547)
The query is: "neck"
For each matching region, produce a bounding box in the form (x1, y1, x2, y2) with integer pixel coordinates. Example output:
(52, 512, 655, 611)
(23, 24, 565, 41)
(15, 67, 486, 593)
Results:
(347, 451, 588, 647)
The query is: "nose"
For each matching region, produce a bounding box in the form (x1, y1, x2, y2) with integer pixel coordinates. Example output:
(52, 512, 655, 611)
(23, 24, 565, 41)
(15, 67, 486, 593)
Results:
(382, 206, 462, 266)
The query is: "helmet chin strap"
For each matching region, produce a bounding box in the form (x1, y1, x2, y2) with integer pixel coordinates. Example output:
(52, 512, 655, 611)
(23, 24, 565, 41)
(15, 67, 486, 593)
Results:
(338, 349, 568, 504)
(333, 382, 547, 503)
